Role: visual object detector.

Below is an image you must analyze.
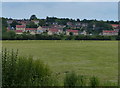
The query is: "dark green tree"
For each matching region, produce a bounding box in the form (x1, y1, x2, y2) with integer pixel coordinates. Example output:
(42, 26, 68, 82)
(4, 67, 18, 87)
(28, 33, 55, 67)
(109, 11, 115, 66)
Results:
(26, 22, 38, 28)
(30, 15, 37, 20)
(77, 19, 80, 22)
(39, 19, 46, 26)
(8, 30, 16, 39)
(10, 21, 21, 28)
(69, 32, 73, 36)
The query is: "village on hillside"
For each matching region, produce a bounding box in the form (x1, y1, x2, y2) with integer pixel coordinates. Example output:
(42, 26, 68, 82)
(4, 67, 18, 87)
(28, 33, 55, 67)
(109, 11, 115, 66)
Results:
(5, 15, 119, 36)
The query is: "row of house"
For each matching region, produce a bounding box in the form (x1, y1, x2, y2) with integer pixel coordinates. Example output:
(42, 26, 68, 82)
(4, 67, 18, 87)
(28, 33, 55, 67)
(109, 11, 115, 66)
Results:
(7, 19, 119, 36)
(13, 24, 120, 36)
(14, 25, 87, 35)
(102, 24, 119, 36)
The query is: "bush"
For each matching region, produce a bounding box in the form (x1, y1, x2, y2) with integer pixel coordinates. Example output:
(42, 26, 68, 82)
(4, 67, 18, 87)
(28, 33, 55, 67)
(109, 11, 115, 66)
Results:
(103, 81, 117, 86)
(64, 71, 87, 87)
(76, 75, 87, 86)
(64, 71, 78, 87)
(89, 76, 100, 87)
(2, 48, 55, 87)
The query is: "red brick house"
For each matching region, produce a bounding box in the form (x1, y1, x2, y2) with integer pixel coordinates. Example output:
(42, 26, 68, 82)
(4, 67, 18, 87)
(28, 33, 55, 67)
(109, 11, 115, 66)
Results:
(111, 24, 119, 29)
(16, 25, 26, 34)
(16, 25, 26, 30)
(66, 29, 79, 35)
(48, 28, 61, 35)
(15, 30, 23, 34)
(102, 30, 118, 36)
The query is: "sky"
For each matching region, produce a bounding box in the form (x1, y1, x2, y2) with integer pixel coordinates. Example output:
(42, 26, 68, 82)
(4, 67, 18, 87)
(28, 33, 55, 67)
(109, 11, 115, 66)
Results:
(2, 2, 118, 21)
(1, 0, 120, 2)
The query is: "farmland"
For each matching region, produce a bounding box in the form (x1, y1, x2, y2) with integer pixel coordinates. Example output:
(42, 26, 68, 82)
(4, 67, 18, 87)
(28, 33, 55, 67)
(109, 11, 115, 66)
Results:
(2, 40, 118, 85)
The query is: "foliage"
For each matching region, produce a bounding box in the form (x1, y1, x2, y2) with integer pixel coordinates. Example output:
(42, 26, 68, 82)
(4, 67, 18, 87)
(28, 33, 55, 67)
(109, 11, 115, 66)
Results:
(64, 71, 87, 87)
(2, 17, 8, 27)
(10, 21, 21, 28)
(64, 71, 78, 87)
(2, 48, 55, 87)
(2, 33, 120, 40)
(26, 21, 38, 28)
(30, 15, 37, 20)
(89, 76, 100, 87)
(39, 19, 46, 26)
(2, 18, 8, 34)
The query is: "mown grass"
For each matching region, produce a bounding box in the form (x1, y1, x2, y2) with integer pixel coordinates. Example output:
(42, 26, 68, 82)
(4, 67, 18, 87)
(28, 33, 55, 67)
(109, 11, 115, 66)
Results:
(2, 40, 118, 85)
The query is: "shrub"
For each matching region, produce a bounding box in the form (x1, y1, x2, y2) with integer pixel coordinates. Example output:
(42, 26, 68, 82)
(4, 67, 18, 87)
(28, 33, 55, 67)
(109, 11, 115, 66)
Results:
(64, 71, 87, 87)
(64, 71, 78, 87)
(103, 81, 117, 86)
(76, 75, 87, 87)
(89, 76, 100, 87)
(2, 48, 55, 87)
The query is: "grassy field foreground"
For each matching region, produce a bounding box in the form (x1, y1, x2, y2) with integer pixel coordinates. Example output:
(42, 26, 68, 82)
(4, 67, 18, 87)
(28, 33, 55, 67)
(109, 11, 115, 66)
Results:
(2, 40, 118, 85)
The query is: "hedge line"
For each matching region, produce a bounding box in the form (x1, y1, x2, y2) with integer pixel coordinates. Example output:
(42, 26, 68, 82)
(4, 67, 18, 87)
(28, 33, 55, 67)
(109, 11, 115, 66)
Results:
(2, 34, 120, 40)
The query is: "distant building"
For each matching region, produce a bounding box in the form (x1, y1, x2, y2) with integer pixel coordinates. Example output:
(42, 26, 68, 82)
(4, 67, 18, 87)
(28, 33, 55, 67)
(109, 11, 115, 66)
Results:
(31, 20, 39, 25)
(15, 30, 23, 34)
(37, 26, 48, 34)
(48, 28, 61, 35)
(15, 25, 37, 34)
(25, 28, 37, 35)
(102, 30, 118, 36)
(66, 29, 79, 35)
(67, 22, 72, 26)
(15, 25, 26, 34)
(111, 24, 119, 29)
(80, 30, 87, 35)
(16, 25, 26, 31)
(7, 20, 13, 24)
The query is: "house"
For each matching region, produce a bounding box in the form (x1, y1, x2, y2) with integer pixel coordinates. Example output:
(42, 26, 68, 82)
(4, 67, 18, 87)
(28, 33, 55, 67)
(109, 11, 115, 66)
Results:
(66, 29, 79, 35)
(67, 22, 73, 26)
(80, 30, 87, 35)
(81, 23, 88, 27)
(16, 25, 26, 31)
(75, 22, 81, 26)
(25, 28, 37, 35)
(31, 20, 39, 25)
(15, 25, 26, 34)
(52, 22, 58, 25)
(42, 26, 49, 30)
(111, 24, 119, 29)
(48, 28, 61, 35)
(15, 30, 23, 34)
(102, 30, 118, 36)
(15, 25, 37, 35)
(36, 26, 48, 34)
(19, 21, 28, 25)
(7, 20, 13, 24)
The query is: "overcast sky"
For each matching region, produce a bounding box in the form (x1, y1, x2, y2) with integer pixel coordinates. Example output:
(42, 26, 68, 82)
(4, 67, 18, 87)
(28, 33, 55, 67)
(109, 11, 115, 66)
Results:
(1, 0, 119, 2)
(2, 2, 118, 21)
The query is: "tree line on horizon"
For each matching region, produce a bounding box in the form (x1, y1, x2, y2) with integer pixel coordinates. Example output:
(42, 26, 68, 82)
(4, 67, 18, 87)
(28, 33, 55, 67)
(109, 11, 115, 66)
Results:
(1, 15, 120, 40)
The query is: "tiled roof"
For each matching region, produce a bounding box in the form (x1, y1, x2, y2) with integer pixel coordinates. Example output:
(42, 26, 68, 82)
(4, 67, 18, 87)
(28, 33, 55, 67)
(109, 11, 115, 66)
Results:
(111, 24, 119, 27)
(103, 30, 118, 33)
(16, 25, 26, 28)
(67, 29, 78, 33)
(25, 28, 37, 30)
(49, 28, 59, 32)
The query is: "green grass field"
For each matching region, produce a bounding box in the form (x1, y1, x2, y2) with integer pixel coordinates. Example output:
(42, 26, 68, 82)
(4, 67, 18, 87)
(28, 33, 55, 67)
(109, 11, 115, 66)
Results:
(2, 40, 118, 85)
